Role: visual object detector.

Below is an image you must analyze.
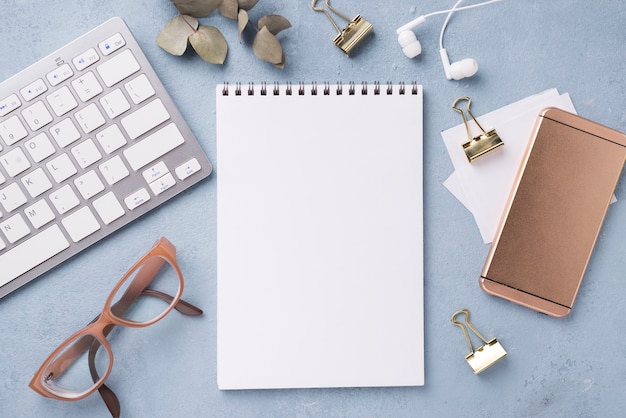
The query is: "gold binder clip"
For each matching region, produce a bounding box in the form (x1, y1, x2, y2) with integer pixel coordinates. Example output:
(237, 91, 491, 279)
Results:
(311, 0, 373, 56)
(452, 97, 503, 162)
(451, 309, 507, 374)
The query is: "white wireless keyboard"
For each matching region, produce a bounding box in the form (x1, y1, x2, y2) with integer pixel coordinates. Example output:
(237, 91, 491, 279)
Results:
(0, 17, 212, 298)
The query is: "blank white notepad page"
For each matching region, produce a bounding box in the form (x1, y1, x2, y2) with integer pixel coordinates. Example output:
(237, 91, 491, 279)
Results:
(216, 83, 424, 389)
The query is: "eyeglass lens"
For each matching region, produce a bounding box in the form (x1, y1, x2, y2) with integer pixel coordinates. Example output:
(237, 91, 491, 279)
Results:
(109, 255, 181, 324)
(41, 333, 111, 398)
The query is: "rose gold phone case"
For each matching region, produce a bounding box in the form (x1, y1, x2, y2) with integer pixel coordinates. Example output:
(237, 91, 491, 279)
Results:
(480, 108, 626, 317)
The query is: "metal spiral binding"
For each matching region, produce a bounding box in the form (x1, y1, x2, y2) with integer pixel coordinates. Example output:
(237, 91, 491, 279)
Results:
(222, 82, 420, 96)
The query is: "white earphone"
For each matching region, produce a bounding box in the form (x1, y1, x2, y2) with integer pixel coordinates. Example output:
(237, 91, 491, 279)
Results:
(439, 48, 478, 81)
(396, 0, 503, 80)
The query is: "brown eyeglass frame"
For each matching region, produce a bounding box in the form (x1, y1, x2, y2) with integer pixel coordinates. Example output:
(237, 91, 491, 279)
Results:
(28, 237, 203, 418)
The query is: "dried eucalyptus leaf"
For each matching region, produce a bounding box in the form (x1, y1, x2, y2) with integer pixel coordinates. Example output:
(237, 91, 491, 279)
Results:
(156, 15, 199, 56)
(237, 9, 249, 41)
(273, 52, 285, 69)
(258, 14, 291, 36)
(252, 26, 283, 65)
(238, 0, 259, 11)
(171, 0, 222, 17)
(189, 25, 228, 64)
(218, 0, 238, 19)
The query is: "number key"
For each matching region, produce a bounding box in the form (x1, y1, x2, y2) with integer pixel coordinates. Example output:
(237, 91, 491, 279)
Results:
(0, 115, 28, 146)
(21, 101, 53, 131)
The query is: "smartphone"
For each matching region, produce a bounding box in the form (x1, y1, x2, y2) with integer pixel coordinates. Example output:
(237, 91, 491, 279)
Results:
(480, 108, 626, 317)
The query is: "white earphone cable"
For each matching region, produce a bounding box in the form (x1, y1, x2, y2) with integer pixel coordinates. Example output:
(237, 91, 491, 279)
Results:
(440, 0, 464, 50)
(427, 0, 503, 20)
(439, 0, 504, 49)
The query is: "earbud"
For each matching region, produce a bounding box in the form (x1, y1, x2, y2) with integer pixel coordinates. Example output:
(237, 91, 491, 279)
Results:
(395, 0, 503, 80)
(396, 15, 426, 58)
(439, 48, 478, 80)
(397, 31, 422, 58)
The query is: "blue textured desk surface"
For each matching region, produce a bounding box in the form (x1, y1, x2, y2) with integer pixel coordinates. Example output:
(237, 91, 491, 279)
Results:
(1, 1, 625, 417)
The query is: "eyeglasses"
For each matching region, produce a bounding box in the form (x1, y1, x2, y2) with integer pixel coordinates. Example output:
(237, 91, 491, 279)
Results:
(29, 237, 203, 418)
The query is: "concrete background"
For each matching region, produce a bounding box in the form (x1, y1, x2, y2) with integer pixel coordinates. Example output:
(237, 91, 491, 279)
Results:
(0, 1, 624, 416)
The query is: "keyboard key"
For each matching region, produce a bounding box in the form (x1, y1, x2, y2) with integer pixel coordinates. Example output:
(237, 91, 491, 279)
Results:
(100, 89, 130, 119)
(75, 103, 105, 133)
(124, 74, 155, 104)
(46, 86, 78, 117)
(97, 49, 140, 87)
(0, 224, 69, 288)
(49, 118, 81, 148)
(21, 101, 53, 131)
(149, 172, 176, 196)
(142, 161, 169, 183)
(123, 123, 184, 171)
(71, 138, 102, 168)
(50, 184, 80, 215)
(0, 182, 28, 212)
(0, 115, 28, 146)
(25, 133, 56, 162)
(46, 63, 74, 87)
(74, 170, 105, 199)
(24, 199, 55, 229)
(72, 48, 100, 71)
(0, 94, 21, 117)
(46, 153, 77, 183)
(124, 188, 150, 210)
(95, 124, 126, 154)
(0, 213, 30, 243)
(99, 155, 129, 185)
(98, 33, 126, 56)
(20, 78, 48, 102)
(62, 206, 100, 242)
(71, 71, 103, 102)
(21, 167, 52, 198)
(120, 98, 169, 140)
(93, 191, 125, 225)
(2, 148, 31, 177)
(175, 158, 202, 181)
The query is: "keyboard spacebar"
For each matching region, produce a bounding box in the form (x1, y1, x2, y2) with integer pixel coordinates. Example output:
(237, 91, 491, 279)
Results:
(0, 225, 70, 287)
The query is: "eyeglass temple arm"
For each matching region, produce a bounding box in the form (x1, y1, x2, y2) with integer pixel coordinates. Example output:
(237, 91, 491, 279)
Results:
(95, 372, 121, 418)
(141, 289, 203, 316)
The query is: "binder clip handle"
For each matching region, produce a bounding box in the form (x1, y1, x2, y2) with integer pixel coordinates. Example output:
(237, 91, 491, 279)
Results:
(451, 309, 507, 374)
(452, 96, 504, 163)
(311, 0, 373, 56)
(451, 308, 489, 352)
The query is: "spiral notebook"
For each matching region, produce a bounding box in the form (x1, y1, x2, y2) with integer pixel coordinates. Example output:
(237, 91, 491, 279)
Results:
(216, 82, 424, 389)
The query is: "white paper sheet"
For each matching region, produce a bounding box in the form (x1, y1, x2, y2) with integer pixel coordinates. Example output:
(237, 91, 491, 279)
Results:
(216, 83, 424, 389)
(441, 90, 577, 243)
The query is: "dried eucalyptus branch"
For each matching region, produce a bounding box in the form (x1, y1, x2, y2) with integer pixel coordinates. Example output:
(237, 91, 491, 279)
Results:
(156, 0, 291, 68)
